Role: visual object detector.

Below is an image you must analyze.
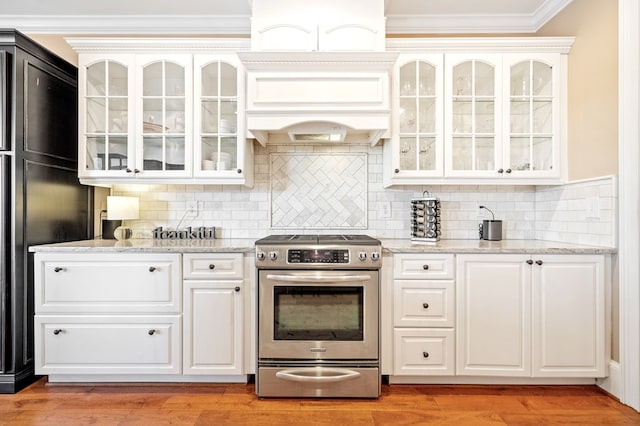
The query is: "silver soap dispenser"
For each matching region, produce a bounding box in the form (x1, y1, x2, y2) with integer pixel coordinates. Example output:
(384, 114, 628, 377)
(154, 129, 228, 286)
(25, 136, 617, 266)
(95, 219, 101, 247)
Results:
(478, 205, 502, 241)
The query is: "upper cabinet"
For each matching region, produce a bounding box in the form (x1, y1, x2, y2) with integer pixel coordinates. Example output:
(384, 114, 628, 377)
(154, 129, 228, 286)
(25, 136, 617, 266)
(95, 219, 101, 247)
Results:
(71, 38, 253, 187)
(384, 37, 573, 187)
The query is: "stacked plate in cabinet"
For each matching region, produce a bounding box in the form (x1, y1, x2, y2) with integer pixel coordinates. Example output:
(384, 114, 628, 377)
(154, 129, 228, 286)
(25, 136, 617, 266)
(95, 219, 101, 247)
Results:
(411, 194, 441, 242)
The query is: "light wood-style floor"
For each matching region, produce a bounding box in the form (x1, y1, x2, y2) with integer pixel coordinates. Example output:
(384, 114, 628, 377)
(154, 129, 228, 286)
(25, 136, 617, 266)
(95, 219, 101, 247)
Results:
(0, 378, 639, 425)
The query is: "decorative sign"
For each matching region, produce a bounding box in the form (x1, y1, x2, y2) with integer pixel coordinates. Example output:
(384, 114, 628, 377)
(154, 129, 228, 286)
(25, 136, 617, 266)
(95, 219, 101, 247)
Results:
(153, 226, 216, 240)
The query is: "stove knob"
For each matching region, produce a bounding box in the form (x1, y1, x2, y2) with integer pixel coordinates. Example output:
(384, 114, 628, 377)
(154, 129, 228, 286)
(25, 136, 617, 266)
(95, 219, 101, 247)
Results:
(358, 251, 367, 261)
(371, 252, 380, 261)
(256, 251, 266, 261)
(268, 251, 278, 261)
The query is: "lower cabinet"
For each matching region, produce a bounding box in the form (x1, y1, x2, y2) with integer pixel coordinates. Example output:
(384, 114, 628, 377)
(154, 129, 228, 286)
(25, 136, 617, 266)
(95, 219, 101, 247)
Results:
(456, 253, 606, 378)
(182, 253, 244, 375)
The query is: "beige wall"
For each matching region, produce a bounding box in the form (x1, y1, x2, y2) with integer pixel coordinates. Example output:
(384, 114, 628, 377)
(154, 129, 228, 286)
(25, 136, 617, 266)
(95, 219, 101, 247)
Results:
(537, 0, 618, 181)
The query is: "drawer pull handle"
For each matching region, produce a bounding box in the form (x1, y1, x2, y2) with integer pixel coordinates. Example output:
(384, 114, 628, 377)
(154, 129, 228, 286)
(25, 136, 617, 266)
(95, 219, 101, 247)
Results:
(235, 286, 241, 292)
(148, 329, 156, 336)
(54, 267, 64, 272)
(535, 260, 543, 266)
(149, 266, 156, 272)
(53, 329, 63, 335)
(422, 302, 429, 309)
(423, 352, 429, 358)
(209, 264, 215, 270)
(422, 265, 429, 270)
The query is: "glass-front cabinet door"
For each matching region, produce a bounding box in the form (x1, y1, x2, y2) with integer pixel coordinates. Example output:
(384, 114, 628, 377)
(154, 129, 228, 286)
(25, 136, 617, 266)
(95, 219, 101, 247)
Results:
(506, 54, 560, 178)
(445, 54, 502, 178)
(136, 55, 192, 178)
(79, 55, 135, 178)
(193, 55, 243, 177)
(392, 54, 443, 179)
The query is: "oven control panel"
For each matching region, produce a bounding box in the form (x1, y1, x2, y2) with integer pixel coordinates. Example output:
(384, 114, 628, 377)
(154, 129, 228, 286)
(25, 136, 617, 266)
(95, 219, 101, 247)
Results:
(287, 249, 349, 264)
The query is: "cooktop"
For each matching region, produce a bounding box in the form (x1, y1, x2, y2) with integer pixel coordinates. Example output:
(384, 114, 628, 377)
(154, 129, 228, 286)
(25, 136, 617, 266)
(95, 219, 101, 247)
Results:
(255, 234, 380, 246)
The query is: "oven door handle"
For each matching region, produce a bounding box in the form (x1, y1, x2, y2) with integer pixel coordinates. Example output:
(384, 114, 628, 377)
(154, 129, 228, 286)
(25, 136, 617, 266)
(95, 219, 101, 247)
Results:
(275, 367, 361, 383)
(265, 274, 372, 283)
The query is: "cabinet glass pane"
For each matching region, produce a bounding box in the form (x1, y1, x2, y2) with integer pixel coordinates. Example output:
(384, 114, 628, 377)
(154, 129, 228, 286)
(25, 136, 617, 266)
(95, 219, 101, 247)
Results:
(476, 137, 495, 170)
(165, 62, 185, 96)
(511, 61, 530, 97)
(108, 137, 128, 170)
(202, 63, 219, 97)
(452, 101, 472, 133)
(143, 99, 164, 133)
(220, 137, 238, 170)
(143, 62, 163, 96)
(109, 62, 128, 97)
(510, 101, 530, 133)
(399, 98, 416, 133)
(399, 137, 417, 170)
(453, 62, 472, 96)
(532, 61, 552, 96)
(201, 100, 219, 133)
(108, 98, 127, 133)
(166, 137, 186, 170)
(452, 137, 472, 170)
(142, 136, 185, 171)
(87, 98, 106, 133)
(87, 61, 106, 96)
(400, 63, 417, 96)
(533, 101, 552, 134)
(220, 100, 237, 133)
(86, 136, 105, 170)
(418, 98, 435, 133)
(165, 98, 185, 134)
(510, 137, 531, 171)
(475, 101, 494, 134)
(418, 137, 436, 170)
(475, 62, 495, 96)
(533, 137, 553, 170)
(418, 62, 435, 96)
(220, 63, 237, 97)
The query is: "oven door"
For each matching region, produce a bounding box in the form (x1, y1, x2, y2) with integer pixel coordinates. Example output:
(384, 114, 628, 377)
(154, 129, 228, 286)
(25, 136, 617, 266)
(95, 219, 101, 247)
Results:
(258, 270, 379, 361)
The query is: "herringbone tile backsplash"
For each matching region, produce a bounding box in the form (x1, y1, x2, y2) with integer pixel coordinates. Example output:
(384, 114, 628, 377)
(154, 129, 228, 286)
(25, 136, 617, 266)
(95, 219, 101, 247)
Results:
(270, 153, 367, 229)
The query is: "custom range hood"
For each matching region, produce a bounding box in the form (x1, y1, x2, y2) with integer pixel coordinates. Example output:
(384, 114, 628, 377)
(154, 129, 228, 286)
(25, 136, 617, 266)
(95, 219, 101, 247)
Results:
(240, 0, 397, 146)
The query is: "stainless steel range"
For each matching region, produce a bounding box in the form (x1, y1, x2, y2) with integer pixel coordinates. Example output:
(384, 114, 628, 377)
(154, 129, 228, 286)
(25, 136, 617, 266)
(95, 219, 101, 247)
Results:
(255, 234, 382, 398)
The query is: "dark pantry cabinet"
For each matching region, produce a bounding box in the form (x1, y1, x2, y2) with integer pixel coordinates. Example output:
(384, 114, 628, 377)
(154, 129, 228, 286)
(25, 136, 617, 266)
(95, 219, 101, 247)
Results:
(0, 30, 93, 393)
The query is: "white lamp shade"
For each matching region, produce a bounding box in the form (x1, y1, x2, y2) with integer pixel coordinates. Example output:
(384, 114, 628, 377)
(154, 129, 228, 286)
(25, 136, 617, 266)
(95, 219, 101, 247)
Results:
(107, 196, 140, 220)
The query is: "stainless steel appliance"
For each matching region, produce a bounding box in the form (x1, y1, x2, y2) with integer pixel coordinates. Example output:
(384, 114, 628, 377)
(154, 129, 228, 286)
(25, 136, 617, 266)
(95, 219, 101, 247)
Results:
(255, 234, 382, 398)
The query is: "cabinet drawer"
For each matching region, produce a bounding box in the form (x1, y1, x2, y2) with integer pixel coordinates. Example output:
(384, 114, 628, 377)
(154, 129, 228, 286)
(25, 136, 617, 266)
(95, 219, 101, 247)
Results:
(394, 254, 454, 280)
(35, 253, 181, 313)
(393, 328, 455, 376)
(183, 253, 244, 280)
(35, 315, 181, 375)
(394, 280, 454, 327)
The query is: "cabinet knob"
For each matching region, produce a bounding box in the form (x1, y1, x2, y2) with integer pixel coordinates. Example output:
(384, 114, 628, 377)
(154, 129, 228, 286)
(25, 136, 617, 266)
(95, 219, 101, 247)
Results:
(423, 352, 429, 358)
(394, 168, 400, 174)
(497, 168, 504, 174)
(526, 259, 534, 265)
(235, 286, 241, 292)
(237, 169, 242, 174)
(209, 264, 215, 270)
(422, 302, 429, 309)
(148, 329, 156, 335)
(126, 168, 132, 173)
(505, 168, 512, 174)
(53, 329, 63, 335)
(148, 266, 156, 272)
(535, 260, 543, 266)
(422, 264, 429, 270)
(134, 169, 140, 174)
(54, 267, 64, 272)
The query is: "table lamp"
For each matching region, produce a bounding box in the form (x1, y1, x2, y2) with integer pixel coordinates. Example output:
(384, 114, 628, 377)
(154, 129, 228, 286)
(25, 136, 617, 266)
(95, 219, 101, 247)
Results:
(107, 196, 139, 240)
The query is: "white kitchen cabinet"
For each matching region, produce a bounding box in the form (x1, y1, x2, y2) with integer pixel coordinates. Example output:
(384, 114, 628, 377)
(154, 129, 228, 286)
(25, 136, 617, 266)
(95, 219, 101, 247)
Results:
(456, 253, 606, 378)
(34, 252, 182, 376)
(392, 253, 456, 378)
(384, 38, 573, 187)
(182, 254, 244, 375)
(71, 38, 253, 186)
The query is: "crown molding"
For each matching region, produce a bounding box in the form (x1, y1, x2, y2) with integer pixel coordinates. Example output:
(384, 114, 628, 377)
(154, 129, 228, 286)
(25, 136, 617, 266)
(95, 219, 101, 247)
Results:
(66, 37, 251, 52)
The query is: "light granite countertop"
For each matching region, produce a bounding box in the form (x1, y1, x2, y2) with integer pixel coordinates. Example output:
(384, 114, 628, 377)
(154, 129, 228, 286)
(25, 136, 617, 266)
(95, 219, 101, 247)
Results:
(29, 238, 616, 255)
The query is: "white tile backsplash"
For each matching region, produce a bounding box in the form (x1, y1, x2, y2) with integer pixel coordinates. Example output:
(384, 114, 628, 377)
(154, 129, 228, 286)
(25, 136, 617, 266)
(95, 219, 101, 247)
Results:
(111, 144, 617, 247)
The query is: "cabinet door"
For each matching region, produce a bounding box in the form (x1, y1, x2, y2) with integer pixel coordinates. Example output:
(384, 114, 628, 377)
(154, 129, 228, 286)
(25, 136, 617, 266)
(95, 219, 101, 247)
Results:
(391, 54, 444, 181)
(193, 55, 246, 179)
(78, 55, 136, 178)
(183, 280, 243, 375)
(504, 54, 561, 179)
(532, 255, 606, 377)
(35, 315, 181, 375)
(456, 254, 531, 376)
(445, 54, 503, 178)
(136, 54, 192, 178)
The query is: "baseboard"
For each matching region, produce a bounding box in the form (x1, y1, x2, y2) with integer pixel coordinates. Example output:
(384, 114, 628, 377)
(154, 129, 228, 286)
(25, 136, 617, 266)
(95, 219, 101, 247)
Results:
(597, 360, 621, 400)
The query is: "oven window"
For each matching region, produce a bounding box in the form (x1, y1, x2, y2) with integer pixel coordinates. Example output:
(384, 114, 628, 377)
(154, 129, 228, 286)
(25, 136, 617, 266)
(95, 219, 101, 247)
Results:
(273, 286, 364, 341)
